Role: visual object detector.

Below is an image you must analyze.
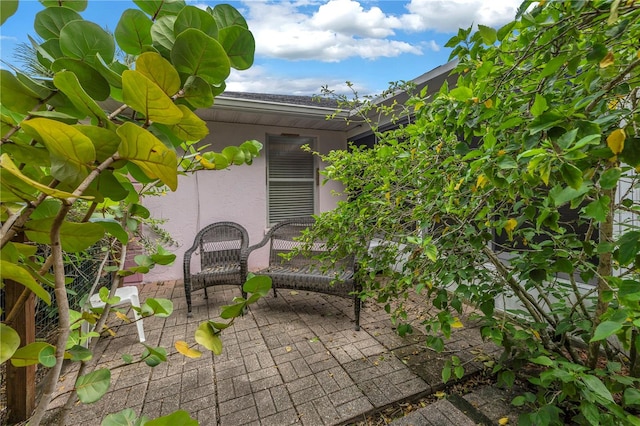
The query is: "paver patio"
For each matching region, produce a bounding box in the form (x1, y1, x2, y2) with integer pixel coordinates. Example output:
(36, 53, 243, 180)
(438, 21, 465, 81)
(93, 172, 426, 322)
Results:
(42, 280, 503, 425)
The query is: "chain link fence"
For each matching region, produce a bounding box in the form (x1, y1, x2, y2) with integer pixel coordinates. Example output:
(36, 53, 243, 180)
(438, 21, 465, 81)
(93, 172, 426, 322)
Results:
(1, 244, 113, 425)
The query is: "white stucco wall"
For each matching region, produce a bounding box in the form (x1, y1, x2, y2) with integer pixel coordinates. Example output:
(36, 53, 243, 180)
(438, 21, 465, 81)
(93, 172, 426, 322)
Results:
(142, 120, 347, 283)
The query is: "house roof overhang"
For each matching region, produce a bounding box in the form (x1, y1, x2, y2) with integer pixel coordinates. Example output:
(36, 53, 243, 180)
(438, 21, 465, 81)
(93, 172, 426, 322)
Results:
(196, 59, 459, 139)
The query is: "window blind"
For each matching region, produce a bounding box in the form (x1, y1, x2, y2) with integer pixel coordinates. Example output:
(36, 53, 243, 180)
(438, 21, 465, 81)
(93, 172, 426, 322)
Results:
(267, 135, 315, 224)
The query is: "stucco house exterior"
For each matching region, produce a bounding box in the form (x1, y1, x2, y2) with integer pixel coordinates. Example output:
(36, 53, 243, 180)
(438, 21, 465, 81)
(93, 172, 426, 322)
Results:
(140, 61, 459, 283)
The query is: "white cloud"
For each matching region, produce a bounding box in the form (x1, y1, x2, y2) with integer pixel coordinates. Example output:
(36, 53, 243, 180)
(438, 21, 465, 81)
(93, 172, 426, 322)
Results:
(226, 66, 369, 96)
(0, 35, 18, 42)
(310, 0, 401, 38)
(242, 0, 422, 62)
(403, 0, 521, 33)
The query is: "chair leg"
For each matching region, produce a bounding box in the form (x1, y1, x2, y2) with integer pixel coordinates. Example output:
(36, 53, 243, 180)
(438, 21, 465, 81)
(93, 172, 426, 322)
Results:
(185, 281, 193, 317)
(354, 296, 361, 331)
(129, 291, 146, 343)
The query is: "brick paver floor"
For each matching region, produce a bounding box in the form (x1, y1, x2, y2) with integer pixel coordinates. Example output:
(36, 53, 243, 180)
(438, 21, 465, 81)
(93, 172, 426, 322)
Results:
(43, 280, 501, 425)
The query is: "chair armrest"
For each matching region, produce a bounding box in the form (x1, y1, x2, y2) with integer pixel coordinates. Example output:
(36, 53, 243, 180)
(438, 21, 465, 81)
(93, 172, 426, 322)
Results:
(182, 240, 200, 286)
(243, 228, 275, 261)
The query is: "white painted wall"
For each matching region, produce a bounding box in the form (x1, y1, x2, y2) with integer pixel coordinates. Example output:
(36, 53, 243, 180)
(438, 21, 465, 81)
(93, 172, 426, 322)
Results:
(142, 120, 348, 283)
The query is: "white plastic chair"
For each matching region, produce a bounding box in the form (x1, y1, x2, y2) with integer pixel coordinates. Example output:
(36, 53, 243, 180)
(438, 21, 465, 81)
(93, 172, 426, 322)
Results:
(82, 286, 146, 345)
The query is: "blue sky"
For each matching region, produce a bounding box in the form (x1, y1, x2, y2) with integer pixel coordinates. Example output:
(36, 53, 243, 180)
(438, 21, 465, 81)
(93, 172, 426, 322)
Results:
(0, 0, 523, 96)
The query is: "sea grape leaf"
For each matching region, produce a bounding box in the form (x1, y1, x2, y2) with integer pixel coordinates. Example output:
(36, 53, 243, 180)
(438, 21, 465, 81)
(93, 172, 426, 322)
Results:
(76, 368, 111, 404)
(116, 122, 178, 191)
(34, 6, 83, 40)
(122, 70, 183, 124)
(171, 28, 230, 85)
(174, 5, 218, 38)
(218, 25, 255, 70)
(21, 118, 95, 185)
(53, 71, 109, 125)
(25, 218, 105, 253)
(115, 9, 153, 55)
(59, 20, 115, 63)
(135, 52, 180, 97)
(0, 260, 52, 305)
(168, 105, 209, 141)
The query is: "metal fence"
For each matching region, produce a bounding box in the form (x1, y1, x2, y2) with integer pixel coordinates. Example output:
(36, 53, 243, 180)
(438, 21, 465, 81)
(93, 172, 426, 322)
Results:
(0, 244, 112, 425)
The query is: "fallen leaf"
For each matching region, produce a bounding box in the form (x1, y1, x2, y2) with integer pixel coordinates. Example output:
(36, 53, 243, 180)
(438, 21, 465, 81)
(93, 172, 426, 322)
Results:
(285, 346, 292, 352)
(290, 291, 298, 295)
(434, 391, 446, 398)
(499, 417, 510, 425)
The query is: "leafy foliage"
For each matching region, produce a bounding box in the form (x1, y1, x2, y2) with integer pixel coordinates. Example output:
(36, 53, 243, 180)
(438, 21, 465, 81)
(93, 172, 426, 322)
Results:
(310, 1, 640, 424)
(0, 1, 262, 424)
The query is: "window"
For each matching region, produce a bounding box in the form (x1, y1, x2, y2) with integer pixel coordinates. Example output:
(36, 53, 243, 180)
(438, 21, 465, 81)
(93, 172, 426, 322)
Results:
(267, 134, 316, 224)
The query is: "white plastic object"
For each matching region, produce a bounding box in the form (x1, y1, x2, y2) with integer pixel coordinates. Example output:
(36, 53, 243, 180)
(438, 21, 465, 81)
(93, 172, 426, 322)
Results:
(84, 286, 146, 344)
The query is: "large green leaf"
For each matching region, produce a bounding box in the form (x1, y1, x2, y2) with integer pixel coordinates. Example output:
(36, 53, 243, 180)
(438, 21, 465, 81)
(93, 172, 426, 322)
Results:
(67, 344, 93, 362)
(25, 218, 105, 253)
(171, 28, 230, 85)
(76, 368, 111, 404)
(141, 346, 167, 367)
(0, 0, 18, 25)
(135, 52, 180, 97)
(243, 275, 272, 297)
(0, 168, 39, 202)
(122, 70, 183, 125)
(599, 167, 621, 190)
(90, 218, 129, 244)
(134, 0, 185, 18)
(59, 20, 115, 63)
(38, 345, 56, 367)
(211, 4, 248, 30)
(182, 75, 213, 108)
(40, 0, 87, 11)
(0, 260, 52, 305)
(150, 15, 177, 56)
(34, 6, 82, 40)
(142, 298, 174, 317)
(146, 410, 198, 426)
(51, 58, 110, 101)
(590, 321, 624, 342)
(218, 25, 255, 70)
(195, 322, 223, 355)
(560, 163, 583, 190)
(616, 231, 640, 266)
(168, 105, 209, 141)
(22, 118, 95, 184)
(0, 324, 20, 364)
(115, 9, 153, 55)
(477, 24, 497, 45)
(0, 70, 42, 113)
(116, 122, 178, 190)
(0, 154, 90, 201)
(101, 408, 148, 426)
(174, 6, 218, 38)
(583, 196, 610, 222)
(92, 170, 129, 201)
(53, 71, 110, 125)
(581, 374, 615, 404)
(74, 125, 121, 163)
(10, 342, 54, 367)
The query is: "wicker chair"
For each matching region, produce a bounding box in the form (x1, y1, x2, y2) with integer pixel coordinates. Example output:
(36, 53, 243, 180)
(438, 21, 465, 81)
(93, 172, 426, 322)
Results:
(183, 222, 248, 316)
(244, 216, 362, 330)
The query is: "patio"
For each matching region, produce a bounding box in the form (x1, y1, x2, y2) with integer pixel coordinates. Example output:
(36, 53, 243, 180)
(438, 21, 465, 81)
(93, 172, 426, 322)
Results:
(42, 280, 514, 425)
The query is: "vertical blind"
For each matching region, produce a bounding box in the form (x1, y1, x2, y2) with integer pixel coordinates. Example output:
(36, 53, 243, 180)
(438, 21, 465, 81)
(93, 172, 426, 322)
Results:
(267, 135, 315, 224)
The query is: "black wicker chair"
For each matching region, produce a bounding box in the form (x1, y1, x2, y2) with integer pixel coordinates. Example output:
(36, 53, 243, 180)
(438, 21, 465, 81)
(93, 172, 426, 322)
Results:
(183, 222, 249, 316)
(244, 216, 362, 330)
